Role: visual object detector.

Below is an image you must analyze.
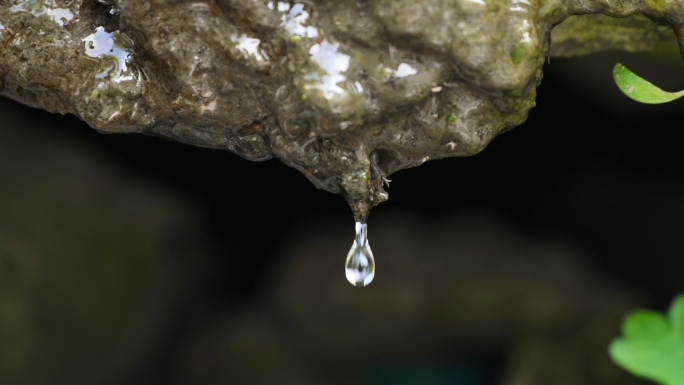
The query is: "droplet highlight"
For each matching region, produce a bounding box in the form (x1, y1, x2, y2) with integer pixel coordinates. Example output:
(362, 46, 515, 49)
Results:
(82, 27, 135, 83)
(345, 222, 375, 287)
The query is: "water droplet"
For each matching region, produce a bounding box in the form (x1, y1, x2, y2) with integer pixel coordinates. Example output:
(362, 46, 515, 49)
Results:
(345, 222, 375, 287)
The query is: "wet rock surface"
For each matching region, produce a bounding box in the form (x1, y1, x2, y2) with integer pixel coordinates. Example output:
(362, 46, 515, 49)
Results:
(0, 0, 680, 218)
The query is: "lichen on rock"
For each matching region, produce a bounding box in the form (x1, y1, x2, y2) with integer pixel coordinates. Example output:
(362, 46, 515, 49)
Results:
(0, 0, 681, 219)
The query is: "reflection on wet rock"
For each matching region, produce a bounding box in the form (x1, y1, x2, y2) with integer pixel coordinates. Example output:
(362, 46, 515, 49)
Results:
(307, 41, 350, 100)
(82, 27, 134, 83)
(10, 0, 75, 26)
(231, 34, 266, 62)
(280, 3, 318, 38)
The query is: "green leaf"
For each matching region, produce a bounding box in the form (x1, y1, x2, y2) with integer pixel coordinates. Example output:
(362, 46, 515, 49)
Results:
(613, 63, 684, 104)
(609, 294, 684, 385)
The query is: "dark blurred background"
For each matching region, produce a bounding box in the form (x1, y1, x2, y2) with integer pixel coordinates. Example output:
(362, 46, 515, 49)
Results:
(1, 42, 684, 385)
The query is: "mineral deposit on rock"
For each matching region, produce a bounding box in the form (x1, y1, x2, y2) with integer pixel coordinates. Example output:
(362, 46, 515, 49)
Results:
(0, 0, 680, 218)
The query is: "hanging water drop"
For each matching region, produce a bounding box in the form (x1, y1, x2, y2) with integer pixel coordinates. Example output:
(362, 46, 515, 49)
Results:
(345, 221, 375, 287)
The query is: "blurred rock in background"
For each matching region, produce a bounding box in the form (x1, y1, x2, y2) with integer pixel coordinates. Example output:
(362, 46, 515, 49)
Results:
(177, 212, 641, 385)
(0, 100, 209, 385)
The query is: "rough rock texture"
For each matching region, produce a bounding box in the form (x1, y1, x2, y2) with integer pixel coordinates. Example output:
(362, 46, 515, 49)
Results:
(550, 14, 675, 57)
(0, 0, 680, 219)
